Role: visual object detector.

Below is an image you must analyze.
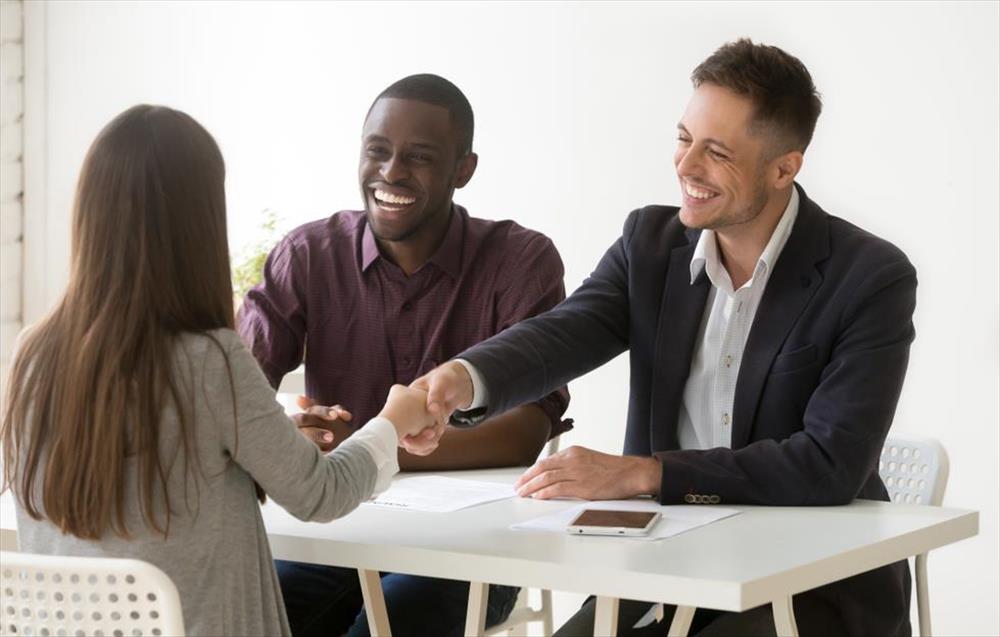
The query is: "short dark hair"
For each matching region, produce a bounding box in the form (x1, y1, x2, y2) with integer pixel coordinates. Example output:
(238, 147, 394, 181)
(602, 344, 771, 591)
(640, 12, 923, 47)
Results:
(692, 39, 822, 153)
(368, 74, 475, 155)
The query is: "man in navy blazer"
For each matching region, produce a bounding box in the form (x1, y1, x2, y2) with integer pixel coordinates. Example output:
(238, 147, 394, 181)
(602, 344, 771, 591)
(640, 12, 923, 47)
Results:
(415, 39, 915, 636)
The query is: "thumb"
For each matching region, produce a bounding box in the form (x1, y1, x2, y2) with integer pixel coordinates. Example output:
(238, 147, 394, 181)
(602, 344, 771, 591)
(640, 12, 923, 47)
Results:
(425, 376, 454, 411)
(425, 388, 449, 422)
(297, 395, 316, 410)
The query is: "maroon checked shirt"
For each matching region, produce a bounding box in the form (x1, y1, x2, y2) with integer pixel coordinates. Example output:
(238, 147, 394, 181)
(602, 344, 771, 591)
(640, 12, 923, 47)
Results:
(237, 205, 571, 435)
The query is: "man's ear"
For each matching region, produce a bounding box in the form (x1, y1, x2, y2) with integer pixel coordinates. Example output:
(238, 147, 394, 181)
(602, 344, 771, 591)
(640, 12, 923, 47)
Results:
(454, 152, 478, 189)
(772, 150, 803, 190)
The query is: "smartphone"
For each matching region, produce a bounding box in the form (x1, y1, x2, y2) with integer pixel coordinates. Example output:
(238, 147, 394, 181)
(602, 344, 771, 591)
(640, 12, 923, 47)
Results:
(566, 509, 661, 536)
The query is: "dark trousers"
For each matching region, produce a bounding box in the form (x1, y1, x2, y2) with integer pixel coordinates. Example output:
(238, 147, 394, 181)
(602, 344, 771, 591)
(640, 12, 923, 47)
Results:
(276, 560, 520, 637)
(554, 595, 850, 637)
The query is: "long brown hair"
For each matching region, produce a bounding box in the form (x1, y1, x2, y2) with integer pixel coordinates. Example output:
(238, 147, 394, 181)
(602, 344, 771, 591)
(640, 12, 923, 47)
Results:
(1, 105, 234, 539)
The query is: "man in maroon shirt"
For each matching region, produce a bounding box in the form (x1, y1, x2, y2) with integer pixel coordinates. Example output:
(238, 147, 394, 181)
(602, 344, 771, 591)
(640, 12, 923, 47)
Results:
(238, 75, 570, 637)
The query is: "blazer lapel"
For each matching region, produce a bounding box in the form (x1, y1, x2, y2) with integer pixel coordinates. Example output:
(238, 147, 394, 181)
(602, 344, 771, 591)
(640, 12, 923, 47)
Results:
(649, 232, 711, 452)
(731, 186, 830, 449)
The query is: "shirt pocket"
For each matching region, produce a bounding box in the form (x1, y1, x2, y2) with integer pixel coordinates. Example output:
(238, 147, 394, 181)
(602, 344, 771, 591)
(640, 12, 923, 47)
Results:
(770, 343, 818, 375)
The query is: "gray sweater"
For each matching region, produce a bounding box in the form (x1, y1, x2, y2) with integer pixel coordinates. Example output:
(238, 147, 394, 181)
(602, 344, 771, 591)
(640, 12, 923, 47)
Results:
(16, 329, 382, 636)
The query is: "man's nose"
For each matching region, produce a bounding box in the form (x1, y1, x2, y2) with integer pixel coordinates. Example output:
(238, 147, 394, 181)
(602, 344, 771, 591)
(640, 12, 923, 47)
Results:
(675, 147, 702, 178)
(380, 154, 408, 183)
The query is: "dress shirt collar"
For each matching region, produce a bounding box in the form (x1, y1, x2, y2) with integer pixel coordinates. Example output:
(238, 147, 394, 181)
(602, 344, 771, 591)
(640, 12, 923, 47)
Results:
(689, 186, 800, 291)
(361, 204, 465, 279)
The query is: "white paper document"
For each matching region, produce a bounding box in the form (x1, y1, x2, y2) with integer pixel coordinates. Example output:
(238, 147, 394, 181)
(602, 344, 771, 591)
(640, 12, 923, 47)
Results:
(511, 499, 741, 541)
(364, 475, 517, 513)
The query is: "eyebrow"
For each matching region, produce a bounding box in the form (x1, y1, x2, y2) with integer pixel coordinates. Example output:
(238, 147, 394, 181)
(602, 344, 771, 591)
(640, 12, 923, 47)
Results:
(363, 134, 442, 152)
(676, 124, 735, 154)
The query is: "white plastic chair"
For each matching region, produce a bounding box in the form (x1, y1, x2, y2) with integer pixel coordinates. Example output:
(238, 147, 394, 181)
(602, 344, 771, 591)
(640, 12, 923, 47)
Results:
(1, 550, 185, 637)
(878, 433, 950, 637)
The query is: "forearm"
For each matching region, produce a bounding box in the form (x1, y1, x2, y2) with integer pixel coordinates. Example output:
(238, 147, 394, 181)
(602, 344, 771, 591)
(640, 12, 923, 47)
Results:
(399, 404, 551, 471)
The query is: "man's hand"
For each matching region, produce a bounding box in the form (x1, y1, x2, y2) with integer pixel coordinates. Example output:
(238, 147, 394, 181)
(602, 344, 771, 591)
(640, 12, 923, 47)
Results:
(378, 384, 446, 456)
(513, 446, 663, 500)
(293, 395, 353, 453)
(410, 360, 474, 426)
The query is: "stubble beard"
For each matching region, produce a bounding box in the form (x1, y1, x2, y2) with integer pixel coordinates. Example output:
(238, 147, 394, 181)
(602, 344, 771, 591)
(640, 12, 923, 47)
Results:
(699, 172, 771, 232)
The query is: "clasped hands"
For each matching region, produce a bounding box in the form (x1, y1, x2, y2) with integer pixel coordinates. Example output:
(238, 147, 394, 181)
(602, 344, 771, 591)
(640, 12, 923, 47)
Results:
(293, 362, 474, 456)
(295, 361, 661, 499)
(294, 384, 445, 456)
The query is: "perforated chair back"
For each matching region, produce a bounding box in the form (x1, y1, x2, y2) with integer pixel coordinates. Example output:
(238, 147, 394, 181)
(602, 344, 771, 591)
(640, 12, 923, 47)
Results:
(878, 433, 949, 637)
(1, 550, 185, 637)
(879, 433, 949, 506)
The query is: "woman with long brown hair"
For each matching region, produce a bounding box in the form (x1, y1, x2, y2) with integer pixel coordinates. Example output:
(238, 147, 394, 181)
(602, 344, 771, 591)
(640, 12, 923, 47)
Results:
(1, 104, 438, 636)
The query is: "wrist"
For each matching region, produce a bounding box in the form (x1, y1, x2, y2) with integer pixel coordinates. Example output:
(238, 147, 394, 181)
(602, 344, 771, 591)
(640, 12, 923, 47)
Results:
(376, 409, 405, 438)
(449, 360, 476, 409)
(632, 456, 662, 497)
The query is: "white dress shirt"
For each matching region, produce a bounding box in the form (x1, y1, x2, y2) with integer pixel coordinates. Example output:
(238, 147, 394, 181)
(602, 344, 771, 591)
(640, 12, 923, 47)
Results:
(678, 188, 799, 449)
(459, 188, 800, 452)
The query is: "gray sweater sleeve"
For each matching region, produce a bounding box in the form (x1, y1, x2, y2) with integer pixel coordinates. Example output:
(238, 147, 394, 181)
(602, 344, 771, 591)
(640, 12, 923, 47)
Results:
(205, 330, 378, 522)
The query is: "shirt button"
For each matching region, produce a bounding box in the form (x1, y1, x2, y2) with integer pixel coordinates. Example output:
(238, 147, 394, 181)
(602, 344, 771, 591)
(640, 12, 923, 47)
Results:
(724, 355, 733, 368)
(402, 302, 412, 311)
(722, 413, 730, 426)
(401, 356, 412, 367)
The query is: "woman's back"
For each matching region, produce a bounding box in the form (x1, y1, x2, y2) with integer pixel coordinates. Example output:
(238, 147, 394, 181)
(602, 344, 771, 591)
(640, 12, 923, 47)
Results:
(4, 105, 439, 636)
(15, 328, 381, 636)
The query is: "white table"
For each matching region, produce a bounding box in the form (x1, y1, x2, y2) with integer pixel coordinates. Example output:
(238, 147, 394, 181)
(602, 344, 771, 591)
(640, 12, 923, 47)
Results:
(2, 468, 979, 636)
(260, 468, 978, 637)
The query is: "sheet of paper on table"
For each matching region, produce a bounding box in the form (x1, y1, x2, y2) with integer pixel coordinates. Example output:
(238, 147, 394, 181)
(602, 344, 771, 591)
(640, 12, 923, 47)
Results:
(364, 475, 517, 513)
(511, 499, 741, 541)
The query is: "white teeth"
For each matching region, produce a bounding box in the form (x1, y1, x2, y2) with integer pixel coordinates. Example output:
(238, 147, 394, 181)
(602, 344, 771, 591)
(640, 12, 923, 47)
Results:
(374, 189, 416, 205)
(684, 182, 717, 200)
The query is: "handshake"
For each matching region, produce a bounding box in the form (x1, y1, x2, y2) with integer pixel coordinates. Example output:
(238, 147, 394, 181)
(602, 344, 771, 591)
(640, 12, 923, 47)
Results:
(294, 361, 476, 456)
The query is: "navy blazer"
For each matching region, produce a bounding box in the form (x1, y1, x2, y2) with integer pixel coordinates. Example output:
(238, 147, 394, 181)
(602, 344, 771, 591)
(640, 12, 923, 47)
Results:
(462, 184, 915, 636)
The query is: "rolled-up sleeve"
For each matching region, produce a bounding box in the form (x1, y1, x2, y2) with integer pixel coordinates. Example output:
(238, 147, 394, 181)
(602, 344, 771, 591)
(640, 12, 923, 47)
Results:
(237, 236, 308, 389)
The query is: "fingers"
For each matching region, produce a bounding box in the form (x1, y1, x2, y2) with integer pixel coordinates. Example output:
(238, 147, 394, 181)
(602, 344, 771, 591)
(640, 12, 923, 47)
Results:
(298, 426, 335, 453)
(422, 361, 473, 423)
(296, 395, 314, 410)
(410, 376, 446, 427)
(380, 385, 436, 438)
(515, 454, 570, 495)
(293, 412, 340, 431)
(399, 421, 446, 456)
(299, 403, 351, 422)
(426, 401, 449, 428)
(300, 426, 334, 444)
(514, 453, 564, 489)
(516, 467, 578, 499)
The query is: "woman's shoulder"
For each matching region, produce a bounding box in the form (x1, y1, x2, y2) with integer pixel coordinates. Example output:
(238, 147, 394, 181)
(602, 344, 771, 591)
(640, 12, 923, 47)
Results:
(176, 327, 243, 353)
(172, 328, 255, 382)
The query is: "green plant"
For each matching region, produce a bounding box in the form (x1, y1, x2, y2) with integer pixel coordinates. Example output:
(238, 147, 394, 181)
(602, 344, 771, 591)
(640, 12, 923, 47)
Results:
(232, 209, 284, 300)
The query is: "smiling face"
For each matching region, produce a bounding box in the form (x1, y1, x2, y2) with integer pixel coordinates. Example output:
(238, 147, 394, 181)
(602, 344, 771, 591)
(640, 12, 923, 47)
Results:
(674, 83, 774, 232)
(359, 97, 474, 243)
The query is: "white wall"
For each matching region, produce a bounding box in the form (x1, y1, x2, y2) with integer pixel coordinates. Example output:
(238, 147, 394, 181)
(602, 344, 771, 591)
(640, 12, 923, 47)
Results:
(23, 1, 1000, 634)
(0, 0, 24, 389)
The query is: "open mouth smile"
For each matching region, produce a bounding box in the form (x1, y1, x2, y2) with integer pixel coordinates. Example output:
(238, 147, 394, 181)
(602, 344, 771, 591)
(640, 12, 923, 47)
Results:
(372, 188, 417, 212)
(683, 181, 721, 202)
